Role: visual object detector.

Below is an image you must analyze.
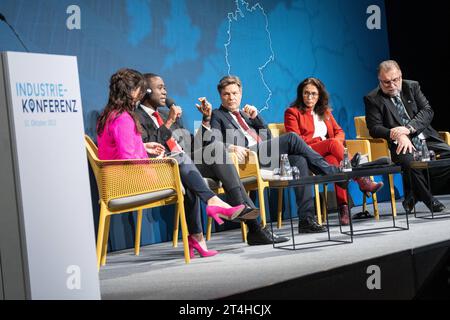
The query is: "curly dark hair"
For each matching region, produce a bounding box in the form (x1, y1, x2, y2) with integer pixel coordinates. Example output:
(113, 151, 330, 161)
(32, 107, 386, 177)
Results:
(97, 68, 145, 135)
(289, 77, 332, 119)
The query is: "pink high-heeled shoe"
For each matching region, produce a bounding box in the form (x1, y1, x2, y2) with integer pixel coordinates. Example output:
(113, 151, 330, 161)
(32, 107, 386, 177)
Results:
(188, 235, 218, 258)
(206, 204, 245, 225)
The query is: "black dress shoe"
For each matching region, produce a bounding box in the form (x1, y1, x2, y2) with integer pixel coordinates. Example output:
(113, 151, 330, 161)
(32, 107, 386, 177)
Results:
(298, 217, 327, 233)
(236, 206, 260, 220)
(402, 197, 417, 213)
(247, 226, 290, 246)
(426, 199, 446, 213)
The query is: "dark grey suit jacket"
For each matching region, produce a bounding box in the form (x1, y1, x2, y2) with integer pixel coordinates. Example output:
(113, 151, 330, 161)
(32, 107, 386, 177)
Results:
(364, 79, 443, 151)
(208, 105, 272, 148)
(135, 105, 199, 156)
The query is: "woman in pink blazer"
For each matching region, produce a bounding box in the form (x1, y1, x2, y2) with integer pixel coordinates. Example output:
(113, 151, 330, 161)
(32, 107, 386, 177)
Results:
(96, 68, 245, 258)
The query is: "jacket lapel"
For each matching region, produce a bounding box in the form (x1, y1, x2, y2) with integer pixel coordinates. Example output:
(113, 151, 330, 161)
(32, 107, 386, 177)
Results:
(219, 105, 241, 130)
(379, 90, 404, 126)
(137, 106, 158, 131)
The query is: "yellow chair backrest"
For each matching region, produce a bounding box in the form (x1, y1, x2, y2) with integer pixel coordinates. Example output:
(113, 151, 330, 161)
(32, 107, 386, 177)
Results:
(439, 131, 450, 145)
(354, 116, 391, 160)
(354, 116, 371, 139)
(267, 123, 286, 138)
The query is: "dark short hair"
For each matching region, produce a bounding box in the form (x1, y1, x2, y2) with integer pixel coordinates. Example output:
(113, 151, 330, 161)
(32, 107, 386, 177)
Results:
(217, 75, 242, 93)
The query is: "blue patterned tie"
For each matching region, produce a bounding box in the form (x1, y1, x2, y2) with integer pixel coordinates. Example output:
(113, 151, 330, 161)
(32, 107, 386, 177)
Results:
(392, 95, 423, 150)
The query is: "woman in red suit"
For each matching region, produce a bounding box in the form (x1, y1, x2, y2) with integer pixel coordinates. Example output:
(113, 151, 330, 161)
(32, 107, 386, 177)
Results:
(285, 77, 383, 225)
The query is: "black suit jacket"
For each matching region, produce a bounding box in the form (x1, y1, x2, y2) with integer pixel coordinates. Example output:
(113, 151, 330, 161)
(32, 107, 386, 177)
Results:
(364, 79, 443, 151)
(208, 105, 272, 148)
(135, 105, 198, 156)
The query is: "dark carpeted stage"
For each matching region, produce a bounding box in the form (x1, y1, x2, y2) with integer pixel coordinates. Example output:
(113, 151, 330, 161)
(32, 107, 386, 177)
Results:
(99, 196, 450, 300)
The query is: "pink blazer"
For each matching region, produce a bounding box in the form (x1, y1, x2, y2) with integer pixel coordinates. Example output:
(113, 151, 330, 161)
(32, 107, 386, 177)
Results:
(97, 111, 147, 160)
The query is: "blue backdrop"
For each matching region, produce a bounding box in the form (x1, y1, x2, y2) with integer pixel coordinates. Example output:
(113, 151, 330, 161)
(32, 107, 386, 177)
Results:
(1, 0, 403, 251)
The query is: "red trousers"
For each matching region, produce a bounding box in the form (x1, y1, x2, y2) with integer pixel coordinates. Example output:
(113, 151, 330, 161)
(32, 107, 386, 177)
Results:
(310, 138, 348, 206)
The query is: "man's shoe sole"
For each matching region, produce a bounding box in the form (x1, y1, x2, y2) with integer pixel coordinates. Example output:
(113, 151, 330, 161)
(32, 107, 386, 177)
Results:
(238, 208, 260, 220)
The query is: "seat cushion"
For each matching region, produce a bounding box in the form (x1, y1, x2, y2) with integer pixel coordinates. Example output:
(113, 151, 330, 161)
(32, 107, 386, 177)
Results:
(241, 176, 257, 185)
(108, 189, 176, 211)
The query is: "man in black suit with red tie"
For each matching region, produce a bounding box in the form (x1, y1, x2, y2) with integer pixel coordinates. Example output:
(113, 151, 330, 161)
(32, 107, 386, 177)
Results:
(203, 75, 354, 233)
(136, 73, 289, 245)
(364, 60, 450, 213)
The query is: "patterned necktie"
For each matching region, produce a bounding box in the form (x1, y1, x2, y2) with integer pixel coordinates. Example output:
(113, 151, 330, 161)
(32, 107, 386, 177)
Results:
(392, 96, 423, 150)
(232, 111, 262, 143)
(152, 111, 182, 152)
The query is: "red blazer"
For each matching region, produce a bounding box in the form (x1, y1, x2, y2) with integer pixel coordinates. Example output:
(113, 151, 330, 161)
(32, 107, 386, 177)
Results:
(284, 106, 345, 146)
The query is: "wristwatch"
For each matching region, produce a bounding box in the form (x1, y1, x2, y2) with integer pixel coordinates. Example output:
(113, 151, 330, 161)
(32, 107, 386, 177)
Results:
(407, 125, 416, 134)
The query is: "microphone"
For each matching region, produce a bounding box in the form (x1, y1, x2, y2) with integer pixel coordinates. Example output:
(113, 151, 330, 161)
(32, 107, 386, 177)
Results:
(165, 97, 176, 108)
(0, 12, 30, 52)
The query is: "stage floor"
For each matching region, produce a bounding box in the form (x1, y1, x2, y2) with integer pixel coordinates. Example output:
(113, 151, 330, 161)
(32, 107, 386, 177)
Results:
(99, 196, 450, 300)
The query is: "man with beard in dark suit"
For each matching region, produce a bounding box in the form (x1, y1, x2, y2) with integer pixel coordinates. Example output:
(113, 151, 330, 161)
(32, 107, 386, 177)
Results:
(364, 60, 450, 213)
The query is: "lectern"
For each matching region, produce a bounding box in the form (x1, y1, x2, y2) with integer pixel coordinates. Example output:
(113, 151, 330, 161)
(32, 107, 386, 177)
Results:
(0, 51, 100, 299)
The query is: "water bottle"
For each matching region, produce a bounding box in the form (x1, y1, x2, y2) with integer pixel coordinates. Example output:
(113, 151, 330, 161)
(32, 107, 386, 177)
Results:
(421, 142, 430, 162)
(341, 147, 352, 172)
(280, 154, 292, 180)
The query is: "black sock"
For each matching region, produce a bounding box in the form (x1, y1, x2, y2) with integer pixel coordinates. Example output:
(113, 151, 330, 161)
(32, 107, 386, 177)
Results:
(245, 219, 260, 233)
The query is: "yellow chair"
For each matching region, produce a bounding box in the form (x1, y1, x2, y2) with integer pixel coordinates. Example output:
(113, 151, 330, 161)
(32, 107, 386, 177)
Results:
(267, 123, 323, 227)
(354, 116, 397, 217)
(85, 135, 190, 269)
(439, 131, 450, 145)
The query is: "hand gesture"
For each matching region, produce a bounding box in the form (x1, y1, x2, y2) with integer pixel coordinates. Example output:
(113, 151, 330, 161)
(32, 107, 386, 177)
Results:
(166, 105, 182, 126)
(395, 134, 415, 155)
(243, 104, 258, 119)
(229, 145, 249, 163)
(144, 142, 165, 158)
(196, 97, 212, 117)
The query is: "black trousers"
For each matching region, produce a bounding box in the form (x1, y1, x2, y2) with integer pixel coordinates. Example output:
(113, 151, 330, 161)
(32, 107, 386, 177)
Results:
(171, 152, 215, 235)
(174, 142, 259, 235)
(391, 137, 450, 204)
(195, 142, 260, 232)
(251, 132, 339, 220)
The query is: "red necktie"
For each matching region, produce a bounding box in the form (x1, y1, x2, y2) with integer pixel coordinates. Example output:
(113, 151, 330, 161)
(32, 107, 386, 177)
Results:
(152, 111, 182, 152)
(232, 111, 262, 143)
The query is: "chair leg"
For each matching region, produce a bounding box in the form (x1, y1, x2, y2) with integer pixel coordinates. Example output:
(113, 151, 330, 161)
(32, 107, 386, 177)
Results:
(322, 185, 328, 222)
(173, 204, 180, 247)
(277, 189, 283, 228)
(258, 186, 267, 227)
(206, 217, 213, 241)
(101, 215, 111, 266)
(134, 209, 143, 256)
(370, 176, 379, 220)
(241, 221, 247, 243)
(389, 174, 397, 217)
(96, 205, 108, 270)
(178, 204, 190, 264)
(314, 184, 322, 225)
(363, 194, 367, 212)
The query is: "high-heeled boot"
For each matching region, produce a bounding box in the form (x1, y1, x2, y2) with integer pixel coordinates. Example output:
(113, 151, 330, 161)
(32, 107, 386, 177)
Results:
(188, 235, 218, 258)
(206, 204, 245, 225)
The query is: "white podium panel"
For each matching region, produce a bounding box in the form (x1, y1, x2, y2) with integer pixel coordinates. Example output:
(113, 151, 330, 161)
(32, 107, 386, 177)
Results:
(0, 51, 100, 299)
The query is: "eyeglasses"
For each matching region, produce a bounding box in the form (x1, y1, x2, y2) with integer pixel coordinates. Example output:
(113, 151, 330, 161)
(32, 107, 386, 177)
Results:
(303, 91, 319, 98)
(379, 76, 402, 86)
